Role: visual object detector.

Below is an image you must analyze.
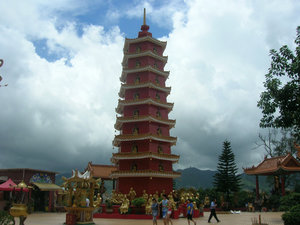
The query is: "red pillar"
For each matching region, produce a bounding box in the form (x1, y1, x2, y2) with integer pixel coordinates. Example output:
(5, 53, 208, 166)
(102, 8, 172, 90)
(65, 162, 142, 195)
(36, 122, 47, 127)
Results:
(281, 176, 285, 196)
(255, 175, 259, 199)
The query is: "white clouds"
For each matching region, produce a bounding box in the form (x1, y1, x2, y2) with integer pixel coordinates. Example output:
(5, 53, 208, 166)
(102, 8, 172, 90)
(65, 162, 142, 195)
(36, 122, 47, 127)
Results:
(165, 0, 300, 170)
(0, 1, 123, 171)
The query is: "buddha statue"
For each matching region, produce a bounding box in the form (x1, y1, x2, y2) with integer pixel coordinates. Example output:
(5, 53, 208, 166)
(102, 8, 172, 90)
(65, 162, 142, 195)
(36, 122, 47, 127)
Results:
(120, 195, 130, 214)
(142, 190, 148, 201)
(128, 187, 136, 201)
(93, 193, 102, 208)
(153, 191, 159, 201)
(145, 197, 152, 214)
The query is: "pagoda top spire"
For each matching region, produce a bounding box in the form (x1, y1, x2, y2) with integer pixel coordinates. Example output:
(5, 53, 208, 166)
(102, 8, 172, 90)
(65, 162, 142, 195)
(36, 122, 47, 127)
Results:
(139, 8, 151, 37)
(143, 8, 146, 25)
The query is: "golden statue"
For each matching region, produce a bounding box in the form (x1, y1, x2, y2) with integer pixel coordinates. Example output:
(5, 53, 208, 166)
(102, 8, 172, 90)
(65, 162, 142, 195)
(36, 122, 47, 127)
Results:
(153, 191, 159, 201)
(128, 187, 136, 201)
(120, 195, 130, 214)
(204, 196, 210, 207)
(116, 193, 124, 205)
(145, 197, 152, 214)
(93, 193, 102, 208)
(168, 195, 177, 210)
(193, 201, 198, 210)
(160, 190, 166, 198)
(142, 190, 148, 201)
(111, 190, 118, 204)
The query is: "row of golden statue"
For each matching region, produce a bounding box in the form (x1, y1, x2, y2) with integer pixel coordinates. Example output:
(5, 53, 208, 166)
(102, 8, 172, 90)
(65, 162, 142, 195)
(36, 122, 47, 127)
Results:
(107, 187, 203, 214)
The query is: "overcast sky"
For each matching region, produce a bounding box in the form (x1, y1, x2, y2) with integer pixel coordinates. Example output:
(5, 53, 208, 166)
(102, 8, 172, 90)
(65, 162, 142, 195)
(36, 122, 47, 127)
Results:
(0, 0, 299, 174)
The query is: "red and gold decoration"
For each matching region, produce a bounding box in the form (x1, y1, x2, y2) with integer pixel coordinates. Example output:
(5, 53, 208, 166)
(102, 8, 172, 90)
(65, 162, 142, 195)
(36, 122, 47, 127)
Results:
(62, 170, 101, 225)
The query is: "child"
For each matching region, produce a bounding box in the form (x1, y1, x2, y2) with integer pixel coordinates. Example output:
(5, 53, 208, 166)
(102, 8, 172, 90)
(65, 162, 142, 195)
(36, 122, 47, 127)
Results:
(187, 199, 196, 225)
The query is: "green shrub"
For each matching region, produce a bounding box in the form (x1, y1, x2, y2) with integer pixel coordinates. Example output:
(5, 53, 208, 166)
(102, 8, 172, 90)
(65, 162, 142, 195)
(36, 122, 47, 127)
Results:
(282, 204, 300, 225)
(280, 193, 300, 211)
(0, 211, 14, 225)
(131, 197, 145, 208)
(268, 194, 280, 210)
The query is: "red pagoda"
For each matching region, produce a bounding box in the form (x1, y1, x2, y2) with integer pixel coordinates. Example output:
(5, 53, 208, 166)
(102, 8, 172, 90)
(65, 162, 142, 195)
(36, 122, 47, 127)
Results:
(111, 9, 180, 196)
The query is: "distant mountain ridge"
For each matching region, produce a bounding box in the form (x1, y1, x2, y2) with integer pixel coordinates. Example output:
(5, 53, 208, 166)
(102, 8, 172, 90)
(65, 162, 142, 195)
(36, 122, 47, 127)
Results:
(175, 167, 217, 189)
(175, 167, 271, 191)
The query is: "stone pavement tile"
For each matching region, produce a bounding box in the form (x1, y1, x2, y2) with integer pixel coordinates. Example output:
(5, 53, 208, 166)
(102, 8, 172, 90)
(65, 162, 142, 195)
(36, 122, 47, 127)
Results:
(23, 211, 284, 225)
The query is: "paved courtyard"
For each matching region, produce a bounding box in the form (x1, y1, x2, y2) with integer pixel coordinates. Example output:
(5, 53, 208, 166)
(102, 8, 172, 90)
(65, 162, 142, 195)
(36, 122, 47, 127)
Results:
(23, 212, 284, 225)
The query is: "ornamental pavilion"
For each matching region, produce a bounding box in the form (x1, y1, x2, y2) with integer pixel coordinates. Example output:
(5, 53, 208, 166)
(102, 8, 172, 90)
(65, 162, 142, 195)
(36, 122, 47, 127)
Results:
(111, 9, 180, 196)
(244, 153, 300, 199)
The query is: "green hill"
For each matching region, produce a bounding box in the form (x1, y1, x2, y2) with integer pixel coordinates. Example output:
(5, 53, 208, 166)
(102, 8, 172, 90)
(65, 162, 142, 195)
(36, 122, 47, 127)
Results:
(175, 167, 271, 191)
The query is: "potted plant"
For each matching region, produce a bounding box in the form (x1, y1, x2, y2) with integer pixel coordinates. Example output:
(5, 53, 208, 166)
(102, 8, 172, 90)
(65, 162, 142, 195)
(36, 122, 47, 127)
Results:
(131, 197, 146, 214)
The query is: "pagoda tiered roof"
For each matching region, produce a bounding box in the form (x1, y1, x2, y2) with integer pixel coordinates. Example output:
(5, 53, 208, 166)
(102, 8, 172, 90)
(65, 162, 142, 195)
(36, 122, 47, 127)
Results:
(119, 82, 171, 98)
(123, 36, 167, 53)
(111, 152, 180, 163)
(243, 153, 300, 176)
(120, 65, 169, 82)
(114, 115, 176, 130)
(113, 133, 177, 147)
(122, 50, 168, 67)
(115, 98, 174, 114)
(110, 169, 180, 179)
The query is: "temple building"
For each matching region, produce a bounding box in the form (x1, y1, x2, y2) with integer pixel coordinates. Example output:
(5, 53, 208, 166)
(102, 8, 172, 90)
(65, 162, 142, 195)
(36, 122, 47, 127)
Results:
(111, 9, 180, 196)
(244, 153, 300, 198)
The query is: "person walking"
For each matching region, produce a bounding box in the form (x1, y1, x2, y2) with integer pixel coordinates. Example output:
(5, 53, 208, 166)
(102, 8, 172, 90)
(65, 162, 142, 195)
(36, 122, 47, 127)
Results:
(160, 194, 169, 225)
(151, 198, 159, 225)
(186, 199, 196, 225)
(208, 199, 220, 223)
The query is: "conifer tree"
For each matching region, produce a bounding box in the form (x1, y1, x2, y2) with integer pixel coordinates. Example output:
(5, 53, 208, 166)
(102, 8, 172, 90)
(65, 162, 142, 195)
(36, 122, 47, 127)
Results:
(214, 141, 241, 202)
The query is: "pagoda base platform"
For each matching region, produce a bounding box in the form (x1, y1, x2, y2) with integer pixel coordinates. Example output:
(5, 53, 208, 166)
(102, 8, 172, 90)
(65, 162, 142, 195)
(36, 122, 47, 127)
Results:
(93, 211, 203, 220)
(93, 213, 152, 219)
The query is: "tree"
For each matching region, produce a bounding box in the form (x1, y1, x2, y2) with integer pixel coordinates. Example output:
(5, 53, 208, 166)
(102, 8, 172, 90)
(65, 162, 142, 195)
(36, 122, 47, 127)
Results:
(257, 26, 300, 139)
(254, 128, 296, 157)
(214, 141, 241, 203)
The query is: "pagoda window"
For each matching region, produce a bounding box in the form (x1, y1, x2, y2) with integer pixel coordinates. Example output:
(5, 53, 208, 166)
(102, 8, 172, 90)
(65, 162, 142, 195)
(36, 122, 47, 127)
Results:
(131, 163, 137, 171)
(136, 46, 141, 53)
(131, 144, 138, 153)
(153, 47, 157, 54)
(155, 76, 160, 85)
(133, 109, 139, 118)
(156, 110, 161, 118)
(136, 60, 141, 68)
(135, 75, 140, 84)
(154, 61, 158, 68)
(133, 127, 139, 135)
(159, 164, 164, 172)
(156, 92, 160, 101)
(134, 93, 140, 100)
(158, 145, 163, 154)
(157, 127, 162, 136)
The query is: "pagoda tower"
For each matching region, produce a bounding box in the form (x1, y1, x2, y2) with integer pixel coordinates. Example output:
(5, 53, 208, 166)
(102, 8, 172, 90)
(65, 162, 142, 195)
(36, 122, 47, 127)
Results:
(111, 9, 180, 196)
